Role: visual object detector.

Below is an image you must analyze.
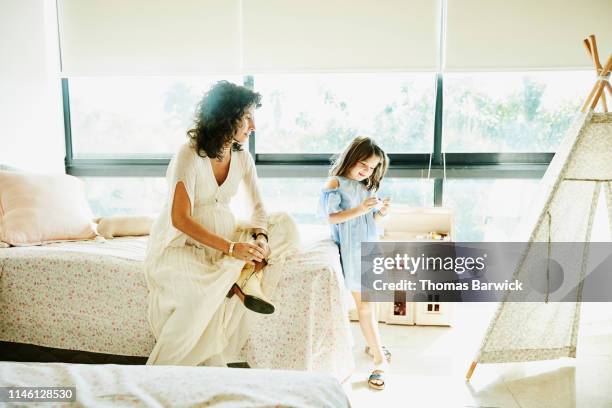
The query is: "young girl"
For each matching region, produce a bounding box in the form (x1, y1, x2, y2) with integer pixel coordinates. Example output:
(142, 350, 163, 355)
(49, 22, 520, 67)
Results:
(319, 136, 391, 390)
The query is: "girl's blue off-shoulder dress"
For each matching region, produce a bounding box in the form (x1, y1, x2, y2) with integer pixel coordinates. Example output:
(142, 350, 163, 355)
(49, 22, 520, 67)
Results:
(319, 176, 380, 291)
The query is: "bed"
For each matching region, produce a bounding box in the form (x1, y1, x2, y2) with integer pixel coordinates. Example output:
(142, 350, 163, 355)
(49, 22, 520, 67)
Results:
(0, 226, 354, 381)
(0, 362, 350, 407)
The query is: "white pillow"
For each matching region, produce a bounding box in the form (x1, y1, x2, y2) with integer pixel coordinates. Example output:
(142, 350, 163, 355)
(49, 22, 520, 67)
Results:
(96, 216, 154, 239)
(0, 171, 96, 246)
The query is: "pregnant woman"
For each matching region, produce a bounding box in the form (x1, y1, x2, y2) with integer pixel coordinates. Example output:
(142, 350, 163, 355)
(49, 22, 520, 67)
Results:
(144, 81, 299, 366)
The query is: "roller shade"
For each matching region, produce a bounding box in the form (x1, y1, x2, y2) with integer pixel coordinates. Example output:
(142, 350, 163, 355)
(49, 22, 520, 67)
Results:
(57, 0, 241, 75)
(445, 0, 612, 71)
(242, 0, 440, 72)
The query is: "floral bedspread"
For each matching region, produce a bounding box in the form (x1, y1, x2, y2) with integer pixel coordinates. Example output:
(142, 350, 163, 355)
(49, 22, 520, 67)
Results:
(0, 231, 354, 381)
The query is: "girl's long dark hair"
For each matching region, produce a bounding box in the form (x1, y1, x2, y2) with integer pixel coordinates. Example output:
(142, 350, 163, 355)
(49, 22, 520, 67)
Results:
(330, 136, 389, 191)
(188, 81, 262, 160)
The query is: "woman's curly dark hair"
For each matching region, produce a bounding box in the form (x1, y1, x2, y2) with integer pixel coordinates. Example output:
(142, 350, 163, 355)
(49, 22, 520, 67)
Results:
(188, 81, 262, 160)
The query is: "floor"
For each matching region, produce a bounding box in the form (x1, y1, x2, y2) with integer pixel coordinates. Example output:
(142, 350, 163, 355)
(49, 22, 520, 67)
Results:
(343, 303, 612, 408)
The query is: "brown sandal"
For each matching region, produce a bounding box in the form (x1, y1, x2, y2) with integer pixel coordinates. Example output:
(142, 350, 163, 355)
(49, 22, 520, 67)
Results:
(368, 369, 385, 390)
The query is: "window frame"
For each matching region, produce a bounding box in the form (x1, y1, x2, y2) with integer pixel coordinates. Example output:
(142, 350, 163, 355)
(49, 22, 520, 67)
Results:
(62, 74, 551, 208)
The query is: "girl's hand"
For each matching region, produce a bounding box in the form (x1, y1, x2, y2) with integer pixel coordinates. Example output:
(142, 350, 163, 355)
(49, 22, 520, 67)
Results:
(378, 197, 391, 216)
(254, 238, 271, 259)
(359, 197, 379, 213)
(231, 242, 266, 264)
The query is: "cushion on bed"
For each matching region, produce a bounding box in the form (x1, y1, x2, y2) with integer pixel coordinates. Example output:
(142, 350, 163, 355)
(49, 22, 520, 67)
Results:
(0, 171, 96, 246)
(96, 216, 154, 239)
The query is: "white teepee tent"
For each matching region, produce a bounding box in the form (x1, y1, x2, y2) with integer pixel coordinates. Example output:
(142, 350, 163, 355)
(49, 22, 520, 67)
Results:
(466, 35, 612, 380)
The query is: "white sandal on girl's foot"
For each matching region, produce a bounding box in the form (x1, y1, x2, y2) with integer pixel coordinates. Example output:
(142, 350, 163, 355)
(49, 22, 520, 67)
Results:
(365, 345, 392, 363)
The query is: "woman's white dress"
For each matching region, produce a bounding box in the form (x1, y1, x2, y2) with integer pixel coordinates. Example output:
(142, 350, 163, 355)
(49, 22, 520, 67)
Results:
(144, 143, 299, 366)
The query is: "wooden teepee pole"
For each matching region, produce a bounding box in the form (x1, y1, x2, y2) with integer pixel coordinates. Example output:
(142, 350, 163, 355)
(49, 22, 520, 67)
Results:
(581, 34, 611, 113)
(587, 36, 607, 111)
(466, 361, 477, 381)
(591, 56, 612, 111)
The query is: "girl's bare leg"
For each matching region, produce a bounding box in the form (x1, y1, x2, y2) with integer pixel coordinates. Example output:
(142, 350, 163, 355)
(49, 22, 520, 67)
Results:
(352, 291, 385, 365)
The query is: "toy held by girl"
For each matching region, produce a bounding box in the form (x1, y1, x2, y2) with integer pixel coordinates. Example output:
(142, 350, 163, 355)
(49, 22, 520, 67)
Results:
(319, 136, 391, 390)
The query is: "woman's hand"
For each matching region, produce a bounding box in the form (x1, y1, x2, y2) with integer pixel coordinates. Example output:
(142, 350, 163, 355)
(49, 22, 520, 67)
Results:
(359, 197, 379, 213)
(231, 242, 266, 264)
(254, 238, 271, 259)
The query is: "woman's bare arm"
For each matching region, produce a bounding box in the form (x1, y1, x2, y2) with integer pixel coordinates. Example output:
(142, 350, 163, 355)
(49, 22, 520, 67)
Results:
(171, 182, 232, 253)
(171, 182, 264, 262)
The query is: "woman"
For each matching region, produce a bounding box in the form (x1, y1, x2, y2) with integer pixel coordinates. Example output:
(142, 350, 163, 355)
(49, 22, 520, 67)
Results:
(144, 81, 299, 366)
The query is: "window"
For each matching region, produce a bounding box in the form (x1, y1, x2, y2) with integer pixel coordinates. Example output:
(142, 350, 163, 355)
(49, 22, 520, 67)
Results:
(258, 178, 326, 225)
(443, 179, 540, 241)
(68, 72, 566, 232)
(254, 73, 436, 153)
(443, 71, 592, 152)
(257, 177, 435, 225)
(82, 174, 435, 225)
(69, 76, 240, 157)
(376, 178, 434, 208)
(83, 177, 166, 217)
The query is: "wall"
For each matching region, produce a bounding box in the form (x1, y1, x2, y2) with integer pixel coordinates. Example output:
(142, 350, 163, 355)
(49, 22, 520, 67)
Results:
(0, 0, 64, 173)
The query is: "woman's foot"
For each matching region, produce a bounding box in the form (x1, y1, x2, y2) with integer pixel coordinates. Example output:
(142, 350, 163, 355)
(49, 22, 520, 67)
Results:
(365, 345, 392, 364)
